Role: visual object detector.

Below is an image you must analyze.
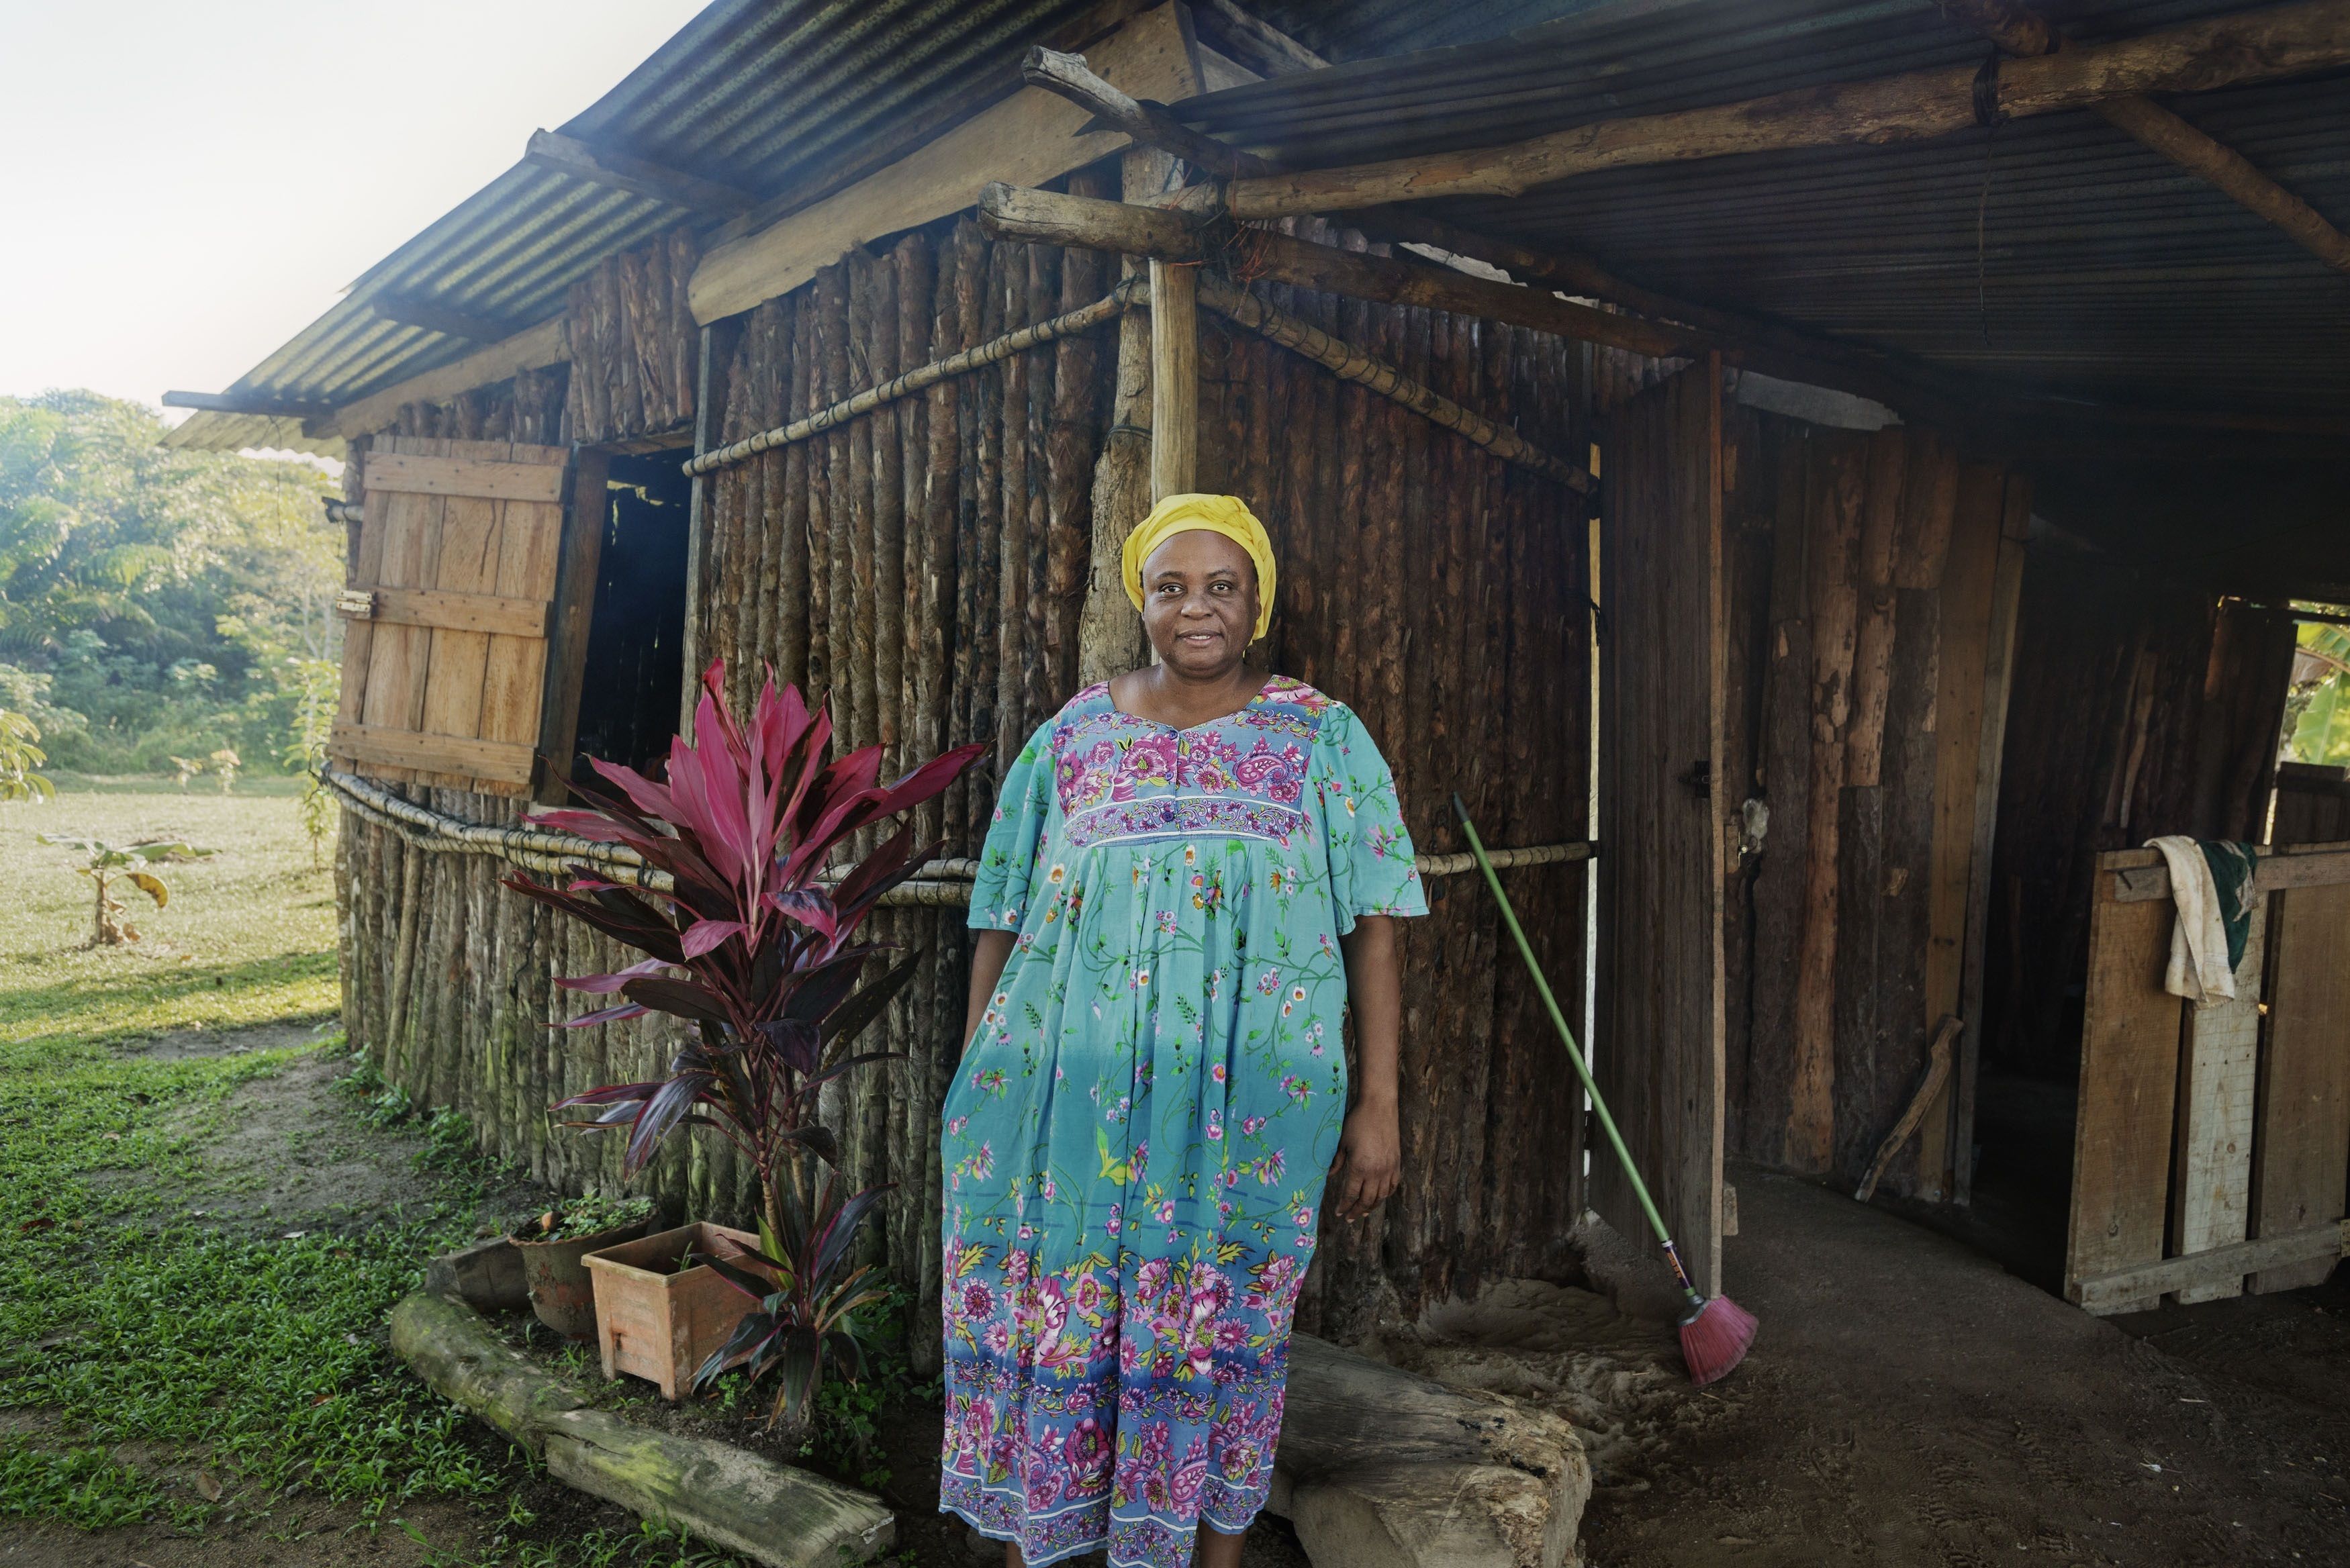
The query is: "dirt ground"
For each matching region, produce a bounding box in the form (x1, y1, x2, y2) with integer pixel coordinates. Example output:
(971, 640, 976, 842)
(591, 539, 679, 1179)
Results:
(1577, 1165, 2350, 1568)
(12, 1034, 2347, 1567)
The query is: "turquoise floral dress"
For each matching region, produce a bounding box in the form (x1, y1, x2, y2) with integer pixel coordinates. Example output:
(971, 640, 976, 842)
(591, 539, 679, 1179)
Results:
(938, 677, 1425, 1568)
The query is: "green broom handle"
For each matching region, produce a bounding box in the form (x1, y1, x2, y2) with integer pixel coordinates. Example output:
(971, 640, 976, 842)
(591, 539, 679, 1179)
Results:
(1451, 795, 1677, 1256)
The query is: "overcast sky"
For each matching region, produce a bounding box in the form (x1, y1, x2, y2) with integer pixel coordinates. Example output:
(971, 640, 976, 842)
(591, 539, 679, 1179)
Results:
(0, 1, 710, 413)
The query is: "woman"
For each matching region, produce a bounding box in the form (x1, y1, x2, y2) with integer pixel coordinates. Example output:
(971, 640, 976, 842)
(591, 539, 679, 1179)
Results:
(939, 493, 1425, 1567)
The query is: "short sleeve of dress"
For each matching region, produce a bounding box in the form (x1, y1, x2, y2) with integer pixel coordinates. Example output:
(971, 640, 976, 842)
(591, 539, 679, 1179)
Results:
(966, 722, 1056, 931)
(1316, 703, 1429, 931)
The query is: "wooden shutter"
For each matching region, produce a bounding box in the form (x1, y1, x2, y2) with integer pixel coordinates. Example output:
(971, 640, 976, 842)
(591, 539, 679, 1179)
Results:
(332, 437, 571, 797)
(1595, 360, 1728, 1297)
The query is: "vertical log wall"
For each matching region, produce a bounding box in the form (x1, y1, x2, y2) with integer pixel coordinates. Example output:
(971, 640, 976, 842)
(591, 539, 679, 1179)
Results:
(1983, 560, 2294, 1079)
(1723, 411, 2023, 1198)
(338, 211, 1596, 1344)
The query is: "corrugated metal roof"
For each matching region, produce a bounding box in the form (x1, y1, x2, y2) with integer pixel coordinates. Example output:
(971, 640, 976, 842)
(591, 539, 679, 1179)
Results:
(1176, 0, 2350, 418)
(171, 0, 1583, 456)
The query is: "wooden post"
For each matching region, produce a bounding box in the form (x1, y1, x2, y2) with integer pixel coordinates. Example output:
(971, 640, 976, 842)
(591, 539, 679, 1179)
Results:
(1149, 257, 1198, 500)
(679, 320, 735, 736)
(1076, 150, 1170, 686)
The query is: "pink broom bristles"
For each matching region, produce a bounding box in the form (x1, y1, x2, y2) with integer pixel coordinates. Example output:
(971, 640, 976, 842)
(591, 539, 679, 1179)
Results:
(1678, 1293, 1758, 1387)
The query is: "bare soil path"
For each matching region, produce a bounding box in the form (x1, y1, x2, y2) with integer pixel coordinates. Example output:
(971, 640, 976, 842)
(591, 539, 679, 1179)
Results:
(1581, 1167, 2350, 1567)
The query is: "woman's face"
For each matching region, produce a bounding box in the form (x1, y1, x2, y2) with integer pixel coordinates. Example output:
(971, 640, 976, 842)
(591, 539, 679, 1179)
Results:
(1139, 529, 1258, 679)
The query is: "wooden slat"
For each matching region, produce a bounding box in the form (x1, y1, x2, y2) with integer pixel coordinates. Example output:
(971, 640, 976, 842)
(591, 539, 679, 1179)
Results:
(2065, 863, 2186, 1314)
(1914, 460, 2006, 1197)
(2251, 882, 2350, 1293)
(365, 452, 569, 504)
(1953, 482, 2030, 1204)
(2170, 901, 2266, 1302)
(417, 445, 512, 789)
(2110, 838, 2350, 901)
(328, 722, 535, 789)
(2076, 1220, 2349, 1314)
(343, 585, 553, 638)
(1595, 359, 1726, 1295)
(479, 481, 567, 752)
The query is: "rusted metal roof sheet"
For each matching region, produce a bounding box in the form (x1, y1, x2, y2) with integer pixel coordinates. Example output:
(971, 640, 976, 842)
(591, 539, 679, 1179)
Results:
(1176, 0, 2350, 418)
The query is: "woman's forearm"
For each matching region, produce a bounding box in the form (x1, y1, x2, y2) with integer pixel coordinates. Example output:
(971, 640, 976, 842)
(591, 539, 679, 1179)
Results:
(961, 930, 1017, 1053)
(1339, 915, 1401, 1108)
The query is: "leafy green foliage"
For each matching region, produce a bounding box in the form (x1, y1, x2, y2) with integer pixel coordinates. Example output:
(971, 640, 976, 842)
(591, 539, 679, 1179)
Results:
(0, 391, 340, 773)
(0, 705, 52, 807)
(512, 1194, 657, 1244)
(281, 656, 340, 865)
(2286, 621, 2350, 765)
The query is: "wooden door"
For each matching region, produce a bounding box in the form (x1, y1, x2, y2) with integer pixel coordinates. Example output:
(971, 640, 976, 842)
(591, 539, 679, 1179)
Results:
(332, 437, 573, 797)
(1596, 360, 1728, 1296)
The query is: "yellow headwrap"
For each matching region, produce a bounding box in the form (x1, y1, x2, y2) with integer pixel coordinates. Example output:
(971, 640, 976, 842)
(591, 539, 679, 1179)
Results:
(1121, 493, 1277, 642)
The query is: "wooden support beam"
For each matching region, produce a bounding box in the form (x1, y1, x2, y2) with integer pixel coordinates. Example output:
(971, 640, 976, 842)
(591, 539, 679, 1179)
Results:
(1149, 258, 1198, 498)
(1940, 0, 2350, 274)
(980, 183, 1697, 358)
(524, 130, 758, 216)
(1191, 0, 1323, 78)
(326, 315, 569, 439)
(370, 291, 531, 343)
(998, 48, 1974, 421)
(1222, 0, 2350, 216)
(1196, 277, 1591, 491)
(162, 389, 333, 420)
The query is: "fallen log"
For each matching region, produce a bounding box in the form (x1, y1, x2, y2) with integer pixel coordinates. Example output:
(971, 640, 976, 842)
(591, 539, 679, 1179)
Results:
(389, 1291, 895, 1567)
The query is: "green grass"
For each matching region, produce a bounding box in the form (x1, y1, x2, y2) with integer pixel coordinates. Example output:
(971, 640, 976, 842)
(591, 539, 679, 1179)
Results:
(0, 782, 339, 1048)
(0, 787, 873, 1565)
(0, 786, 506, 1532)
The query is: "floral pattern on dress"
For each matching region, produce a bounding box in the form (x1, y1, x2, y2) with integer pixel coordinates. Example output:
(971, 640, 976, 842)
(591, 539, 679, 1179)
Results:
(942, 679, 1424, 1568)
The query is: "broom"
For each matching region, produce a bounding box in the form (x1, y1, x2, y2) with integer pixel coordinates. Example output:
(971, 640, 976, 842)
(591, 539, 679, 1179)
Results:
(1453, 795, 1758, 1387)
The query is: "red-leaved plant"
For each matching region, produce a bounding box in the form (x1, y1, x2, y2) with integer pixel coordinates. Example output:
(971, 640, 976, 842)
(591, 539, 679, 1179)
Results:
(504, 658, 980, 1427)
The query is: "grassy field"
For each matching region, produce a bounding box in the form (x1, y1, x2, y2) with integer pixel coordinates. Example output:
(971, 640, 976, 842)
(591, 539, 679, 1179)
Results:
(0, 785, 904, 1567)
(0, 781, 338, 1050)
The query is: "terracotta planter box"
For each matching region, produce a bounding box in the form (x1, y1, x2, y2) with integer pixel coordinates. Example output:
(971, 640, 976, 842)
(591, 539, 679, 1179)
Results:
(584, 1222, 773, 1400)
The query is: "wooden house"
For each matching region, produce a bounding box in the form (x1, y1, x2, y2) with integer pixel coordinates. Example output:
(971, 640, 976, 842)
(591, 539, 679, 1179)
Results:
(169, 0, 2350, 1346)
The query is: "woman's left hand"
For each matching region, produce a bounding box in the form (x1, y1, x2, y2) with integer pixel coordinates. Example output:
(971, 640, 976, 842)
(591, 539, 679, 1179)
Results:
(1329, 1099, 1402, 1221)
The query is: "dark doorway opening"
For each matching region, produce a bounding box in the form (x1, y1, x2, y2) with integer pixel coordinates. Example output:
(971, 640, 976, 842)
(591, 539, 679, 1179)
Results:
(570, 450, 691, 780)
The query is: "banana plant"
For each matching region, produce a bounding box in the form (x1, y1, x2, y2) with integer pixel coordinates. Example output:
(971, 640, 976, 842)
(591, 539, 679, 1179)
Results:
(38, 836, 217, 945)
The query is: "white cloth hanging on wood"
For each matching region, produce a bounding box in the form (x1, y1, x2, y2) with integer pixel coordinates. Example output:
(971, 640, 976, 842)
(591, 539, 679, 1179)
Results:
(2147, 835, 2241, 1006)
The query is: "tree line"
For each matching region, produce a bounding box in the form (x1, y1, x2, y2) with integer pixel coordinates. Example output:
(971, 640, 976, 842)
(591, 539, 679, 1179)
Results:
(0, 391, 342, 777)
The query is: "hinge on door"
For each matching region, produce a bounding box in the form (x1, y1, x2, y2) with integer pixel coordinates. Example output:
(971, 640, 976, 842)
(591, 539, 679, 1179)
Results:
(334, 588, 379, 621)
(1677, 758, 1711, 797)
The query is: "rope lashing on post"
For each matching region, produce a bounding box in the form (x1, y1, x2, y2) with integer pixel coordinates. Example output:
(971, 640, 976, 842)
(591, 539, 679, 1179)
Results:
(324, 766, 1589, 905)
(682, 274, 1147, 478)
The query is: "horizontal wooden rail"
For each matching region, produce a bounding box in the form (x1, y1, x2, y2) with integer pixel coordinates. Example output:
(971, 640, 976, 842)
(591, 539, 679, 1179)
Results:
(2106, 838, 2350, 903)
(324, 767, 1586, 905)
(336, 586, 553, 638)
(363, 451, 569, 503)
(2071, 1220, 2349, 1313)
(330, 724, 537, 788)
(682, 277, 1143, 477)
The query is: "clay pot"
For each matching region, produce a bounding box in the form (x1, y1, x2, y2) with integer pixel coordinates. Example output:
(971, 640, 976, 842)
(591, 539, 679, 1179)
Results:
(512, 1215, 654, 1340)
(584, 1222, 775, 1399)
